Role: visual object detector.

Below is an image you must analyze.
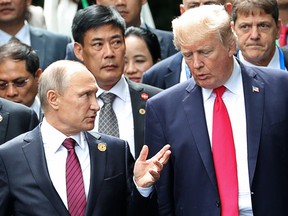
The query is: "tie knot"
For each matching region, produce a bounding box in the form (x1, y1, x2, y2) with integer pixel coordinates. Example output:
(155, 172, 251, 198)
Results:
(213, 86, 226, 98)
(62, 138, 76, 150)
(99, 93, 116, 104)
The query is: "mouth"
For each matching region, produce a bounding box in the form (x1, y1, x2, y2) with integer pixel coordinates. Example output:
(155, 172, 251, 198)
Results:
(117, 10, 128, 17)
(196, 74, 209, 80)
(0, 7, 14, 14)
(101, 64, 117, 70)
(128, 77, 141, 83)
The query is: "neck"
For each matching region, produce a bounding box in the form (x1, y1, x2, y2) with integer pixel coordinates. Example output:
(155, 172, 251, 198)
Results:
(0, 22, 25, 36)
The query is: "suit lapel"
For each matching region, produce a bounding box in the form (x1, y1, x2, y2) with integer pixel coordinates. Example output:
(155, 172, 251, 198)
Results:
(241, 65, 264, 185)
(22, 126, 69, 216)
(85, 132, 107, 216)
(183, 82, 218, 191)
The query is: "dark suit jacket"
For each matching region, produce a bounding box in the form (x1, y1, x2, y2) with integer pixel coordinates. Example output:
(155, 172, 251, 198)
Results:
(0, 98, 38, 144)
(145, 61, 288, 215)
(142, 52, 182, 89)
(30, 26, 71, 70)
(0, 127, 157, 216)
(126, 78, 162, 158)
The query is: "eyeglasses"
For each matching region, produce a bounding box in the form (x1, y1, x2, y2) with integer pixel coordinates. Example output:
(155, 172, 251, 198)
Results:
(0, 78, 30, 90)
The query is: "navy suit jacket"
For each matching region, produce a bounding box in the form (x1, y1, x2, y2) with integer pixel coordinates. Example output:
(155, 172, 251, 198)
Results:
(145, 61, 288, 215)
(0, 127, 157, 216)
(0, 98, 38, 145)
(142, 52, 182, 89)
(30, 26, 71, 69)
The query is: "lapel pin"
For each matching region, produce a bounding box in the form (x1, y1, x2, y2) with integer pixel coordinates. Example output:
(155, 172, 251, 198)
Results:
(139, 108, 146, 115)
(0, 114, 3, 122)
(97, 143, 107, 152)
(141, 93, 149, 101)
(252, 86, 259, 93)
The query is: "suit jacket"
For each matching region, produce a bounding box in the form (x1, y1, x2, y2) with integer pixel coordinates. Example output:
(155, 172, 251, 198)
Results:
(142, 52, 182, 89)
(30, 26, 71, 70)
(0, 127, 157, 216)
(145, 61, 288, 215)
(126, 78, 162, 158)
(0, 98, 39, 145)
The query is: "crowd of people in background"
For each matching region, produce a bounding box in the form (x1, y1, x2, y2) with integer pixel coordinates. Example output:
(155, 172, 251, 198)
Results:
(0, 0, 288, 215)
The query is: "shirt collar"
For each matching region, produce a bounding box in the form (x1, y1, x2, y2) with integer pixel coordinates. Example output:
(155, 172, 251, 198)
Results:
(238, 46, 280, 69)
(202, 57, 242, 102)
(41, 118, 85, 154)
(96, 75, 129, 102)
(0, 21, 31, 45)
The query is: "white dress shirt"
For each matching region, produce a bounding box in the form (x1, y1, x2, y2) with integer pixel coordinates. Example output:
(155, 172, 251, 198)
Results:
(92, 76, 135, 158)
(0, 21, 31, 46)
(202, 58, 253, 216)
(41, 118, 91, 208)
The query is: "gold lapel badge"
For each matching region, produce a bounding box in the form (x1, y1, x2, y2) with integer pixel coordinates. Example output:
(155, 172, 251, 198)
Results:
(98, 143, 107, 152)
(139, 108, 146, 115)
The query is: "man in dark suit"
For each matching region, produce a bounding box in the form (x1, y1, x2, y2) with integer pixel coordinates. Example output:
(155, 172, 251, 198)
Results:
(0, 97, 38, 144)
(72, 5, 162, 159)
(145, 5, 288, 215)
(0, 60, 170, 215)
(142, 0, 230, 89)
(0, 0, 71, 69)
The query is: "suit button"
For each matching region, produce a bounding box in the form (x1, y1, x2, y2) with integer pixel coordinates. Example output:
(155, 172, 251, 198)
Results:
(216, 201, 220, 208)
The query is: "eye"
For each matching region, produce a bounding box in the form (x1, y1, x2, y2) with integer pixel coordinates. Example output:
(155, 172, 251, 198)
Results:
(13, 78, 29, 87)
(258, 23, 270, 31)
(183, 52, 193, 60)
(0, 82, 8, 90)
(111, 39, 123, 48)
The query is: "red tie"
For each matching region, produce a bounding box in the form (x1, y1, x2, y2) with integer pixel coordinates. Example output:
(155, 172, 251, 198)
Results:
(212, 86, 238, 216)
(63, 138, 86, 216)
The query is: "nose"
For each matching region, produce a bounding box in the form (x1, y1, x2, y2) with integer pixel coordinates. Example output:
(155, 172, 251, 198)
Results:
(193, 54, 204, 69)
(6, 84, 18, 98)
(115, 0, 126, 5)
(91, 95, 100, 113)
(103, 43, 115, 59)
(125, 61, 137, 75)
(250, 26, 260, 40)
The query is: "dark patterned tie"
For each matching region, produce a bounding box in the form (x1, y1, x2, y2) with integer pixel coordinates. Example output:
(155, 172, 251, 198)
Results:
(98, 93, 119, 137)
(62, 138, 86, 216)
(212, 86, 238, 216)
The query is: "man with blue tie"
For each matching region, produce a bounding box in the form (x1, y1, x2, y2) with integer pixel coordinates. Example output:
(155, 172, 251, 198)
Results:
(145, 5, 288, 215)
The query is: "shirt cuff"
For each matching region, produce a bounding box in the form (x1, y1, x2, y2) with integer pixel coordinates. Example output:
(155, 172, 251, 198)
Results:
(133, 176, 154, 197)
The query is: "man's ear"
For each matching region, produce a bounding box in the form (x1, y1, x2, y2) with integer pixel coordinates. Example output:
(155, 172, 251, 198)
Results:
(225, 3, 232, 15)
(180, 4, 185, 15)
(74, 42, 84, 62)
(47, 90, 60, 110)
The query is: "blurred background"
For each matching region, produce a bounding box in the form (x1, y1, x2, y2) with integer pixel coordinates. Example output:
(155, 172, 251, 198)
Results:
(32, 0, 181, 31)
